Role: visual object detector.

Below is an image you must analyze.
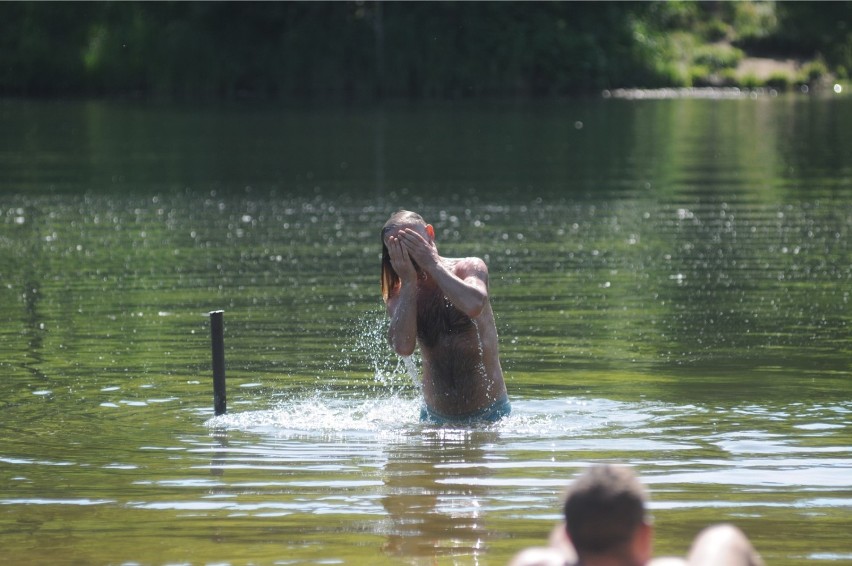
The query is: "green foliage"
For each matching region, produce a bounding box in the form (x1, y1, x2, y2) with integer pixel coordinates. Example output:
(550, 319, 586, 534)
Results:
(717, 68, 740, 87)
(765, 72, 791, 91)
(653, 61, 690, 88)
(739, 73, 762, 90)
(644, 1, 701, 31)
(731, 1, 777, 41)
(693, 44, 744, 72)
(798, 59, 829, 84)
(0, 1, 848, 99)
(775, 2, 852, 70)
(1, 2, 676, 98)
(700, 19, 731, 42)
(0, 3, 95, 95)
(688, 65, 713, 88)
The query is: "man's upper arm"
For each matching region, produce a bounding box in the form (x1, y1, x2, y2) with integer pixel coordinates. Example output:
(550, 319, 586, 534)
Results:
(458, 257, 489, 294)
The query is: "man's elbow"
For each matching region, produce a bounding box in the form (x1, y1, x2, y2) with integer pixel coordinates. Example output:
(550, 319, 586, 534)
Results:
(393, 342, 415, 357)
(388, 334, 415, 357)
(463, 294, 486, 318)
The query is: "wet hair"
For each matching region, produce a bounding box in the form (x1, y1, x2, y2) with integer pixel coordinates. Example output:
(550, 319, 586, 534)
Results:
(562, 464, 648, 558)
(380, 210, 427, 302)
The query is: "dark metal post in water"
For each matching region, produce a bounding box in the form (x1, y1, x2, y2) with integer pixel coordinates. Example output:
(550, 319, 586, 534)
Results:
(209, 310, 226, 416)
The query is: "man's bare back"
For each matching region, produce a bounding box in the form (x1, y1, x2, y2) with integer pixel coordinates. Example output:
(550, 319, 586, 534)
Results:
(380, 210, 509, 422)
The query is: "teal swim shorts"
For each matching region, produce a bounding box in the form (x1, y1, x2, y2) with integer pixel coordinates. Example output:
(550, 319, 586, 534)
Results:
(420, 396, 511, 425)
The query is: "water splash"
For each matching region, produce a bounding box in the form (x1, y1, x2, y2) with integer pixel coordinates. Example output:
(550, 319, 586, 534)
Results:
(206, 391, 423, 437)
(401, 354, 421, 391)
(351, 307, 421, 392)
(204, 393, 660, 439)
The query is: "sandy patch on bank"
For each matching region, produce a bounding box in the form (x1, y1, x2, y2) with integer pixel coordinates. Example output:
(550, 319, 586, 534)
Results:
(736, 57, 800, 80)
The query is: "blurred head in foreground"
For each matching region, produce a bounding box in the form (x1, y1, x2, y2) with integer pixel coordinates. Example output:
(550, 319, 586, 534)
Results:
(562, 464, 652, 566)
(511, 464, 763, 566)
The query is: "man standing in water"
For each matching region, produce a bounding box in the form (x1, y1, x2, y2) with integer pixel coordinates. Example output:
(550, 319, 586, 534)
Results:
(381, 210, 510, 424)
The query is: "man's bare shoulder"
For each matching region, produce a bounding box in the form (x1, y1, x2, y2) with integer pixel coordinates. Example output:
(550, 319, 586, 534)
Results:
(446, 256, 488, 278)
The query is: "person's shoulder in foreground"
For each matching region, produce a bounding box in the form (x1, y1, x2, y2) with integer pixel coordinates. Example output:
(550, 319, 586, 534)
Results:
(509, 464, 763, 566)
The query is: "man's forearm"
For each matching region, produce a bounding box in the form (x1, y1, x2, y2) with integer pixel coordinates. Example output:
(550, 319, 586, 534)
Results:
(387, 282, 418, 356)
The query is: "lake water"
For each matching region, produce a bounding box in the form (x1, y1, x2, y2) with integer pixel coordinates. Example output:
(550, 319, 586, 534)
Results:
(1, 95, 850, 565)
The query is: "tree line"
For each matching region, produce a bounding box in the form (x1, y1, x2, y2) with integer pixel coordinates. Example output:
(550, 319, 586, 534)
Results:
(1, 2, 849, 100)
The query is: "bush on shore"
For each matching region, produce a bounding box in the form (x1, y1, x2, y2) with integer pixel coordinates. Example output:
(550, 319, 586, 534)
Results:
(0, 1, 847, 100)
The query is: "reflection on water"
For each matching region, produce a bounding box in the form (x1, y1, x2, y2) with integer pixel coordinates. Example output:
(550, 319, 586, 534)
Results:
(197, 393, 852, 564)
(0, 97, 851, 564)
